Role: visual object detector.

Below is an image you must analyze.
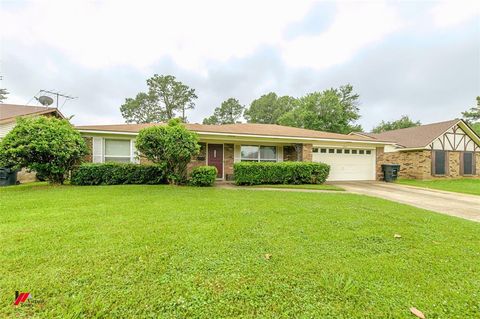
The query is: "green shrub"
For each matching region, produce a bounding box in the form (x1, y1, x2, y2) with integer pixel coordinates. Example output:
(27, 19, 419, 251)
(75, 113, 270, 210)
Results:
(0, 117, 87, 184)
(135, 119, 200, 185)
(71, 163, 166, 185)
(189, 166, 217, 187)
(234, 162, 330, 185)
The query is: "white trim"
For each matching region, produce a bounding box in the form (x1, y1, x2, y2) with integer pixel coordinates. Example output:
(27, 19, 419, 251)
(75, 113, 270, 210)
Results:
(77, 129, 394, 145)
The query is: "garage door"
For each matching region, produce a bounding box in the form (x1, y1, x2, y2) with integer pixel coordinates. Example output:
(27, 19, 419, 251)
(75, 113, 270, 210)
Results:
(312, 147, 376, 181)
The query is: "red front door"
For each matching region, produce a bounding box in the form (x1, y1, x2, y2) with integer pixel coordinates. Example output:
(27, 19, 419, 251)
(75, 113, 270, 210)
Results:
(208, 144, 223, 178)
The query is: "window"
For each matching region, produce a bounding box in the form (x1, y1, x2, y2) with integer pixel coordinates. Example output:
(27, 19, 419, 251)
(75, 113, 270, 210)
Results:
(312, 148, 319, 153)
(104, 139, 131, 163)
(328, 149, 335, 154)
(463, 152, 474, 175)
(241, 145, 277, 162)
(320, 148, 327, 153)
(366, 150, 372, 155)
(359, 150, 365, 155)
(344, 149, 350, 154)
(352, 149, 358, 154)
(336, 149, 342, 154)
(434, 150, 446, 175)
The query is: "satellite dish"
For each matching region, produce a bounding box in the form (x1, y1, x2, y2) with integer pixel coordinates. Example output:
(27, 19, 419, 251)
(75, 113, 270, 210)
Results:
(38, 95, 54, 106)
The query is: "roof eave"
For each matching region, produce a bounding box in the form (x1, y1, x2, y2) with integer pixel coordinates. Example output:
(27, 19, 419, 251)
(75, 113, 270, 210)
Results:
(77, 128, 395, 145)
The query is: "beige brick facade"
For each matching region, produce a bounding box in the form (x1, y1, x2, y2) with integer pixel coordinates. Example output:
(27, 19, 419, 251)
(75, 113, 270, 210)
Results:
(83, 137, 93, 163)
(302, 144, 313, 162)
(377, 148, 479, 180)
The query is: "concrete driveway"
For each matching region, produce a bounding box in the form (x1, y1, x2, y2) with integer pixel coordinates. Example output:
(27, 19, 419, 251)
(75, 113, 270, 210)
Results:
(333, 181, 480, 222)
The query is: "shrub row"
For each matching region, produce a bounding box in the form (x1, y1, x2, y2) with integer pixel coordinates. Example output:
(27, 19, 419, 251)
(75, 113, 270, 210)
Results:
(71, 163, 167, 185)
(234, 162, 330, 185)
(189, 166, 217, 187)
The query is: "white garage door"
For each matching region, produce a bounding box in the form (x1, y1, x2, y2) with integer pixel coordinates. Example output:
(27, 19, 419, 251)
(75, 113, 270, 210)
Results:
(312, 147, 376, 181)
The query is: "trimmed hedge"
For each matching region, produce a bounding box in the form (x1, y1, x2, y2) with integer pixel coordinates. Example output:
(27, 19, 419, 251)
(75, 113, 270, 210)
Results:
(189, 166, 217, 187)
(234, 162, 330, 185)
(71, 163, 167, 185)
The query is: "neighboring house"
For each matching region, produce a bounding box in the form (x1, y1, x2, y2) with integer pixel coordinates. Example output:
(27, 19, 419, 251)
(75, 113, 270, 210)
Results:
(0, 104, 65, 182)
(0, 104, 65, 138)
(76, 123, 393, 181)
(353, 119, 480, 179)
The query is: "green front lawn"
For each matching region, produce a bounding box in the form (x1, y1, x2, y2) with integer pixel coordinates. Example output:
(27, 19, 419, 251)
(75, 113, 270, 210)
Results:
(245, 184, 344, 191)
(397, 178, 480, 196)
(1, 184, 479, 318)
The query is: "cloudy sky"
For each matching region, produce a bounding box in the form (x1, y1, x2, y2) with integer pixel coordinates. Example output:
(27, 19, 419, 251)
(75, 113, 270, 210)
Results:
(1, 0, 479, 130)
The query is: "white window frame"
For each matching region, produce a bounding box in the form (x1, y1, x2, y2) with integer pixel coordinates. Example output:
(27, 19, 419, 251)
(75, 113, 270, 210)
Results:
(103, 138, 134, 163)
(240, 145, 278, 162)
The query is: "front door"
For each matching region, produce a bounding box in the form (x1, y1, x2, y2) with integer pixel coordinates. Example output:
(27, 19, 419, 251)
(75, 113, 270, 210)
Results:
(208, 144, 223, 178)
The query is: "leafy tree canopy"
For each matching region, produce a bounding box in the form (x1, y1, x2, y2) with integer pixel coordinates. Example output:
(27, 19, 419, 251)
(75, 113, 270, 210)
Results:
(0, 117, 87, 184)
(0, 88, 8, 103)
(277, 84, 362, 134)
(462, 96, 480, 123)
(135, 119, 200, 185)
(120, 74, 197, 123)
(244, 93, 297, 124)
(372, 115, 421, 133)
(202, 98, 244, 125)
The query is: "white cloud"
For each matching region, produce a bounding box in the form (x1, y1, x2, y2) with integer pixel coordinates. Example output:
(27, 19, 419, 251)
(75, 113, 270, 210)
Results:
(0, 0, 313, 72)
(280, 2, 405, 70)
(430, 0, 480, 28)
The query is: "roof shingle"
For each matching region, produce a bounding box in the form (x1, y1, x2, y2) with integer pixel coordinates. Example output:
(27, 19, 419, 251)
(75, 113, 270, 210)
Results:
(76, 122, 390, 143)
(0, 104, 63, 123)
(363, 119, 460, 148)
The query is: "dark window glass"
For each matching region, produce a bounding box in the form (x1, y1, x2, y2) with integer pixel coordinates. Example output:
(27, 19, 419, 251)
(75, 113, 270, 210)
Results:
(359, 150, 365, 154)
(366, 150, 372, 155)
(328, 149, 335, 154)
(344, 149, 350, 154)
(320, 148, 327, 153)
(312, 148, 319, 153)
(434, 151, 446, 175)
(463, 152, 473, 175)
(336, 149, 342, 154)
(352, 149, 358, 154)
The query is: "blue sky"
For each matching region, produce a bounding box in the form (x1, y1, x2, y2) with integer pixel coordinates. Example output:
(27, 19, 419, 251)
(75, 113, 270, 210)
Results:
(0, 0, 479, 130)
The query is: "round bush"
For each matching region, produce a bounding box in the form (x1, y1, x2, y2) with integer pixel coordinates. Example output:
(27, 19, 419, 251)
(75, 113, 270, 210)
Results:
(189, 166, 217, 187)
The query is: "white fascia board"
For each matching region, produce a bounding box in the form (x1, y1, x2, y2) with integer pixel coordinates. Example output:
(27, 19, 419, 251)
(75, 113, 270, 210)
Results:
(78, 129, 394, 145)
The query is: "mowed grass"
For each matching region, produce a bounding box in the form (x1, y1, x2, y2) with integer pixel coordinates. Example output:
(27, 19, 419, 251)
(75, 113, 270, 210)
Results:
(245, 184, 344, 191)
(1, 184, 479, 318)
(397, 178, 480, 196)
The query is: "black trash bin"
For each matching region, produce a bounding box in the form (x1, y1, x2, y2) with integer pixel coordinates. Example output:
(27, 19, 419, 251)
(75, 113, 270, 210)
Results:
(0, 167, 18, 186)
(381, 164, 400, 182)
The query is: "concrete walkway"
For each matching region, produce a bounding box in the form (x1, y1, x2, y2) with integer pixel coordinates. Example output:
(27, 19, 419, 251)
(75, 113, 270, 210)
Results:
(333, 181, 480, 222)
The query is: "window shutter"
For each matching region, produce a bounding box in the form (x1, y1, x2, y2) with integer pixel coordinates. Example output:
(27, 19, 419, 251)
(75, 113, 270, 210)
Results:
(431, 150, 435, 176)
(277, 145, 283, 162)
(92, 137, 104, 163)
(131, 139, 140, 164)
(473, 153, 477, 175)
(234, 144, 241, 163)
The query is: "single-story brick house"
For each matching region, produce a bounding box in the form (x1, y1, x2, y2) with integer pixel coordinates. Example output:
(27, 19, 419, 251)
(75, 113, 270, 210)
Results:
(352, 119, 480, 179)
(0, 104, 65, 182)
(76, 123, 395, 181)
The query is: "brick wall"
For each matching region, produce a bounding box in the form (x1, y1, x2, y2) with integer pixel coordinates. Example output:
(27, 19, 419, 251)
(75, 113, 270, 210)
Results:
(283, 145, 297, 161)
(83, 137, 93, 162)
(377, 149, 432, 180)
(224, 144, 235, 180)
(302, 144, 313, 162)
(377, 149, 479, 180)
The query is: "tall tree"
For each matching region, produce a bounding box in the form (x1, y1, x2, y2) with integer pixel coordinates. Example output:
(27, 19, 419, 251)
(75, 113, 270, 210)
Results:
(243, 93, 297, 124)
(0, 88, 8, 103)
(277, 84, 362, 134)
(120, 74, 197, 123)
(462, 96, 480, 123)
(147, 74, 197, 122)
(120, 92, 163, 124)
(372, 115, 421, 133)
(202, 98, 244, 125)
(463, 96, 480, 135)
